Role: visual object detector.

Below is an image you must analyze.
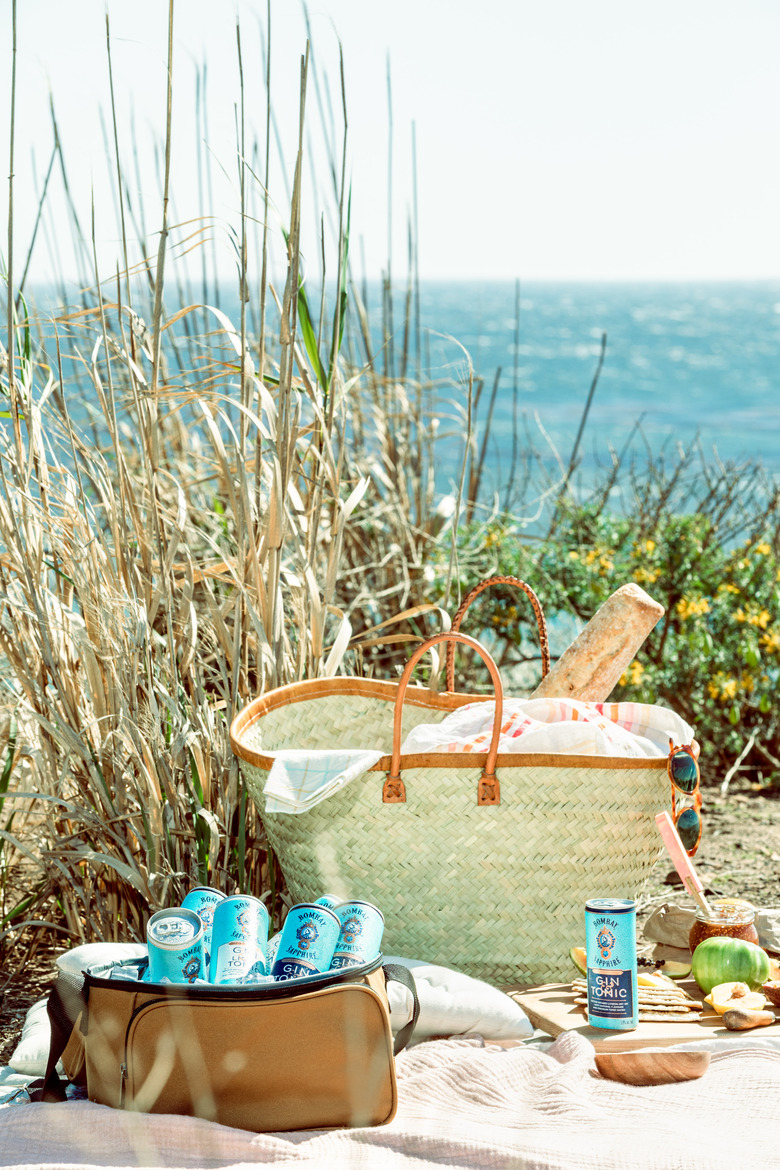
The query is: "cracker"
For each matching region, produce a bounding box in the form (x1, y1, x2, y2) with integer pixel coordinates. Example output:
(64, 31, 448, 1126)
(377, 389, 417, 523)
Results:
(573, 996, 701, 1013)
(572, 1000, 702, 1022)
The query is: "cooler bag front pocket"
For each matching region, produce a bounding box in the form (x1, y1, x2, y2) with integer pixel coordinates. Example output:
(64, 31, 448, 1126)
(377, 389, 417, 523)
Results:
(123, 982, 398, 1131)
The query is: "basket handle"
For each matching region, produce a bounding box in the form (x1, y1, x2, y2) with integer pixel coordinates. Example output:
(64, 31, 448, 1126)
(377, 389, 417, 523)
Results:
(383, 631, 504, 806)
(445, 575, 550, 693)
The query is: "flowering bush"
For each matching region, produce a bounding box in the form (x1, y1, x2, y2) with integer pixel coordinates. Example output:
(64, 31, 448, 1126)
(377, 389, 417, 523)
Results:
(428, 506, 780, 786)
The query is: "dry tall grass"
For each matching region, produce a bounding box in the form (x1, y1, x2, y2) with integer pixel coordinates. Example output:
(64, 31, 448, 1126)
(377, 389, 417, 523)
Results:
(0, 6, 468, 952)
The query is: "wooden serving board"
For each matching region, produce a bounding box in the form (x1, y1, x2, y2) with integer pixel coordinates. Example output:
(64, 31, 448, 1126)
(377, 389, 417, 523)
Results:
(503, 980, 780, 1052)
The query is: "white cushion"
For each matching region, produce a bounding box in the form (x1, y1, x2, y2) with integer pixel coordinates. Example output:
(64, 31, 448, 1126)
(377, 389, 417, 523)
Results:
(56, 940, 148, 975)
(384, 955, 533, 1042)
(9, 942, 148, 1077)
(8, 998, 61, 1076)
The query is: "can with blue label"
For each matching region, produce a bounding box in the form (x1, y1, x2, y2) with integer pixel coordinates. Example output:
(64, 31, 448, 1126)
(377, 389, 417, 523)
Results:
(147, 908, 206, 984)
(330, 900, 384, 969)
(585, 898, 638, 1030)
(181, 886, 226, 973)
(315, 894, 342, 910)
(271, 903, 341, 980)
(210, 894, 270, 985)
(266, 931, 281, 968)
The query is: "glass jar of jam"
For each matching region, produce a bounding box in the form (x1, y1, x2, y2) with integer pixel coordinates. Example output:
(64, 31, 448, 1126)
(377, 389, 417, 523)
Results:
(688, 902, 760, 954)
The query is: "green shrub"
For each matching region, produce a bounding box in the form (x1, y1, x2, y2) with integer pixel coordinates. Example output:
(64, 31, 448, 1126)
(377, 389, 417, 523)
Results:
(426, 500, 780, 787)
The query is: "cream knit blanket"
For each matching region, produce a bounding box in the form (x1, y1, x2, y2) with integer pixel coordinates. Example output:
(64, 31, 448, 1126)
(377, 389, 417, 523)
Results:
(2, 1031, 778, 1169)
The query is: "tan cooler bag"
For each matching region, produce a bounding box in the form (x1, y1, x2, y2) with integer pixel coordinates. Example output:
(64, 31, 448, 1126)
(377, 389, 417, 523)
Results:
(32, 954, 418, 1132)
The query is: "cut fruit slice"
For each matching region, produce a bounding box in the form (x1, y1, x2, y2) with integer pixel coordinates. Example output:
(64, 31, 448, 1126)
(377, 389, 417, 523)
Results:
(570, 946, 587, 976)
(703, 981, 767, 1016)
(637, 971, 676, 990)
(767, 957, 780, 982)
(654, 959, 692, 981)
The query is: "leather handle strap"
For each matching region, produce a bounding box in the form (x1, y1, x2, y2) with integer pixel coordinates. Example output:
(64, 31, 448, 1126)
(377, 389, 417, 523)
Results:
(383, 631, 504, 805)
(445, 575, 550, 693)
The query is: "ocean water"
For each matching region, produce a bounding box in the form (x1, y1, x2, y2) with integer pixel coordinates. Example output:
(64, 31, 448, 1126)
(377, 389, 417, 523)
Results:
(30, 279, 780, 500)
(364, 280, 780, 495)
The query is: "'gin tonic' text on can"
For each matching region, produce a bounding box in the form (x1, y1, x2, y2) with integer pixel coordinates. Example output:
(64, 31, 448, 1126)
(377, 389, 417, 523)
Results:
(330, 901, 384, 969)
(271, 903, 341, 980)
(210, 894, 270, 985)
(181, 886, 226, 970)
(147, 908, 206, 985)
(585, 898, 638, 1030)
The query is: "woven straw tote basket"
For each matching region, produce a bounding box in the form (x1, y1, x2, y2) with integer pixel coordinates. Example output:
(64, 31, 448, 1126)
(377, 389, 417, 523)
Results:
(230, 596, 670, 986)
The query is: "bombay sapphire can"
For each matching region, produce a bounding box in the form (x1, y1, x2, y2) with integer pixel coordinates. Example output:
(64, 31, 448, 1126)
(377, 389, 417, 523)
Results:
(315, 894, 342, 910)
(210, 894, 270, 985)
(147, 908, 205, 984)
(585, 898, 638, 1030)
(271, 903, 341, 980)
(266, 931, 281, 968)
(181, 886, 226, 972)
(330, 901, 384, 969)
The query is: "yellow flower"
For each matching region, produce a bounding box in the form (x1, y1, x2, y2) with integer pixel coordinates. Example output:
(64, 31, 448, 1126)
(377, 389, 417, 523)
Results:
(755, 542, 771, 556)
(707, 678, 721, 700)
(734, 607, 772, 629)
(585, 550, 598, 566)
(761, 629, 780, 654)
(628, 660, 645, 686)
(720, 678, 738, 701)
(718, 583, 740, 595)
(740, 672, 756, 694)
(598, 555, 614, 575)
(635, 567, 660, 585)
(644, 540, 656, 553)
(569, 550, 580, 560)
(677, 597, 710, 620)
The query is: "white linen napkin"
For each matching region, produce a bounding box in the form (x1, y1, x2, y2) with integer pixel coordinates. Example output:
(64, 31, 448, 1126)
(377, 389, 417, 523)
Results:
(263, 748, 383, 813)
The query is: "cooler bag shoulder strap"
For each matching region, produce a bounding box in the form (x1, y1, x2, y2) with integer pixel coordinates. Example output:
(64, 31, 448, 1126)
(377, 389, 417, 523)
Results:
(28, 967, 89, 1102)
(382, 963, 420, 1055)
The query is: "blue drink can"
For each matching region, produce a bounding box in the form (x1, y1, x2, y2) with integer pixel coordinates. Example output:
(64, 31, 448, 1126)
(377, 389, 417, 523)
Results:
(585, 898, 638, 1030)
(210, 894, 270, 984)
(330, 901, 384, 969)
(266, 931, 281, 967)
(181, 886, 226, 972)
(271, 904, 341, 980)
(147, 908, 206, 984)
(315, 894, 342, 910)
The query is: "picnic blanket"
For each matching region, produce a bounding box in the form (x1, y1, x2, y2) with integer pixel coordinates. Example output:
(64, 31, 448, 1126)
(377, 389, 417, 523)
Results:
(3, 1031, 778, 1169)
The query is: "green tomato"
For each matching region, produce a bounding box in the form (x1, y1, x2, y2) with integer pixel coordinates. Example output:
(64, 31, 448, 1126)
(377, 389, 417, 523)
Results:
(691, 936, 770, 995)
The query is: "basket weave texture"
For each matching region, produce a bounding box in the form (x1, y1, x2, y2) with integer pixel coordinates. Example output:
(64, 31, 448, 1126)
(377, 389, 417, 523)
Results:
(230, 675, 668, 986)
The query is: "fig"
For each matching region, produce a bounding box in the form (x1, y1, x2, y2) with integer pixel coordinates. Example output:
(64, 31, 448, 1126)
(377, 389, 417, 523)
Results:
(762, 980, 780, 1007)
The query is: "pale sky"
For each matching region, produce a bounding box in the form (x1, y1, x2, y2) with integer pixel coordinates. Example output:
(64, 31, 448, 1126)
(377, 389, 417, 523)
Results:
(4, 0, 780, 285)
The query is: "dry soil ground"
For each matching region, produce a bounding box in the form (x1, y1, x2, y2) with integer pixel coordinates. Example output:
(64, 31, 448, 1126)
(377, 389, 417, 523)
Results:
(0, 784, 778, 1066)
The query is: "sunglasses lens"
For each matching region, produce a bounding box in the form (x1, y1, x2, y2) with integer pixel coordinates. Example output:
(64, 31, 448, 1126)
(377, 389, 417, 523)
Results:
(676, 806, 702, 853)
(669, 750, 698, 794)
